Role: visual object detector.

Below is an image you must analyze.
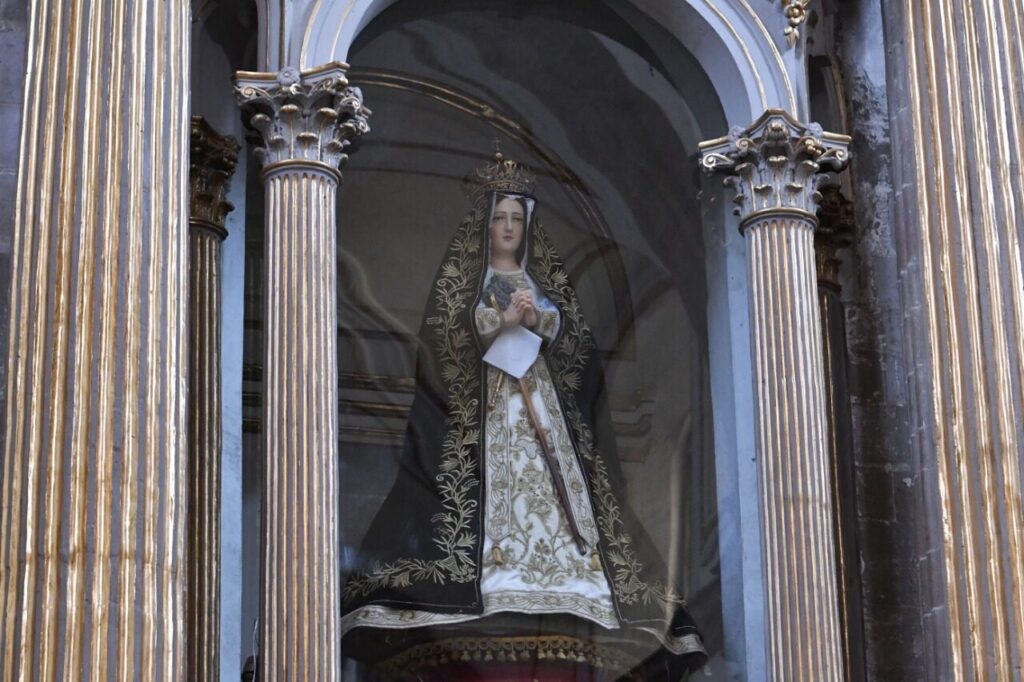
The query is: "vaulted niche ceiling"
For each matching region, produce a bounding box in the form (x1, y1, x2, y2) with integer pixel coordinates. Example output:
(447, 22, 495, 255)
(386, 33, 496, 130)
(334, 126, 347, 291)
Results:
(341, 0, 724, 344)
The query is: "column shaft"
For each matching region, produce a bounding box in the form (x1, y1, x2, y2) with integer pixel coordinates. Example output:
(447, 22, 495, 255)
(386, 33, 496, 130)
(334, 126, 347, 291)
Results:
(0, 0, 190, 680)
(702, 109, 851, 681)
(261, 167, 339, 680)
(747, 214, 843, 680)
(886, 1, 1024, 677)
(818, 283, 857, 679)
(187, 116, 239, 682)
(815, 187, 865, 682)
(236, 63, 369, 682)
(189, 225, 223, 681)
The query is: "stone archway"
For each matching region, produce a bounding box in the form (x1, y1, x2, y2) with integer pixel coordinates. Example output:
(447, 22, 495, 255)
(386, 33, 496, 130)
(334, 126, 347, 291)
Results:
(294, 0, 800, 125)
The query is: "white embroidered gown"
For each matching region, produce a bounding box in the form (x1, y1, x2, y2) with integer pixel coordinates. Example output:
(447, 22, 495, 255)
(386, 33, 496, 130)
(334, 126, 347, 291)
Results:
(474, 269, 618, 628)
(340, 269, 619, 633)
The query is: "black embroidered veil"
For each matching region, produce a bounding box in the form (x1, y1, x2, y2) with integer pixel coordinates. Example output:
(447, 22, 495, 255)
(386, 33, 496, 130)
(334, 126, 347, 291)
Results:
(341, 153, 706, 675)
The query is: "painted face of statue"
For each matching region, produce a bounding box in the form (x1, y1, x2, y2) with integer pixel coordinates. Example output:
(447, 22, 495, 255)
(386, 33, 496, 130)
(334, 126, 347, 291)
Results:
(488, 196, 525, 265)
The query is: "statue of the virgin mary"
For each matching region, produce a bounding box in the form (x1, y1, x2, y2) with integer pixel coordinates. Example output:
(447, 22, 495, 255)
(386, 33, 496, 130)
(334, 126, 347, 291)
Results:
(341, 152, 706, 675)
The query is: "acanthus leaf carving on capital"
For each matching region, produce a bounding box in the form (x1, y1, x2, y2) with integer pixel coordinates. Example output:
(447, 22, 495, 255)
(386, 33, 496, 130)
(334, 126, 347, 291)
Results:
(190, 116, 240, 237)
(235, 62, 371, 173)
(699, 109, 850, 228)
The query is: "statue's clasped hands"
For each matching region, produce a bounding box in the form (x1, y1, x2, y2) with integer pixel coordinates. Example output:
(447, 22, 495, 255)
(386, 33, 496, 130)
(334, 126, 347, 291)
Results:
(502, 289, 538, 329)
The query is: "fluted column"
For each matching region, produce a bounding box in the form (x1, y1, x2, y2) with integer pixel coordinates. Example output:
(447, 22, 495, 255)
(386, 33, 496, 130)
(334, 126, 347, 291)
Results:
(0, 1, 190, 680)
(815, 186, 865, 682)
(236, 63, 370, 682)
(885, 2, 1024, 677)
(187, 116, 239, 682)
(701, 111, 851, 681)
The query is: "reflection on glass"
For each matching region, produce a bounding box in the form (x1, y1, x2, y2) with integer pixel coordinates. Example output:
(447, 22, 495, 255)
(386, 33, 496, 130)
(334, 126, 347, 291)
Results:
(340, 153, 706, 679)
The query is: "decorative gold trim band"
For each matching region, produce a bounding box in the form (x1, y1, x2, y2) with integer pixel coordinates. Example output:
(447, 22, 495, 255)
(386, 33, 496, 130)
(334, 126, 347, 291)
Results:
(261, 158, 342, 184)
(740, 207, 818, 233)
(371, 635, 638, 680)
(189, 218, 229, 241)
(236, 60, 352, 82)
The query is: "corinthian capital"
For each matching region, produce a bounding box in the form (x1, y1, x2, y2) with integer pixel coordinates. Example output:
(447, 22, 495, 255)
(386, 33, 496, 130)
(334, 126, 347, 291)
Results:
(235, 62, 371, 176)
(190, 116, 239, 238)
(700, 109, 850, 228)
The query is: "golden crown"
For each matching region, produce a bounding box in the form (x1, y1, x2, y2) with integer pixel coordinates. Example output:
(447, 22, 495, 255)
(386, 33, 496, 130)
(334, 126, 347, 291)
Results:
(463, 150, 535, 199)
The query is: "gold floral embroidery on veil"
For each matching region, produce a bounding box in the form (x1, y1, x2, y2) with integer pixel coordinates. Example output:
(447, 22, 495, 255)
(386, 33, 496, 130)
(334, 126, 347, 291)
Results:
(344, 208, 683, 618)
(344, 207, 485, 602)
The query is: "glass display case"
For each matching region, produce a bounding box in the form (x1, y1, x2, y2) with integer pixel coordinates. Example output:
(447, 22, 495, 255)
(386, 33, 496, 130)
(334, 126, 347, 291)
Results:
(326, 3, 726, 677)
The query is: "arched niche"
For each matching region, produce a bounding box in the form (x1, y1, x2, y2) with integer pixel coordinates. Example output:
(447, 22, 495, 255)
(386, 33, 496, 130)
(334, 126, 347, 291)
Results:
(294, 0, 800, 126)
(304, 2, 770, 679)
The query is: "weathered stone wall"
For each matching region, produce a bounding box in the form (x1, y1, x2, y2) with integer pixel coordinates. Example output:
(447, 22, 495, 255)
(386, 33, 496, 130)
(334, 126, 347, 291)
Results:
(833, 0, 932, 679)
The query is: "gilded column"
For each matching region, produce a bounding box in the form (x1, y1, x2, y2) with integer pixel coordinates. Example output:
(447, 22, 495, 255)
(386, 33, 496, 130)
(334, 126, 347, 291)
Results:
(815, 186, 865, 681)
(187, 116, 239, 682)
(701, 111, 851, 681)
(885, 1, 1024, 677)
(0, 1, 190, 680)
(235, 63, 370, 681)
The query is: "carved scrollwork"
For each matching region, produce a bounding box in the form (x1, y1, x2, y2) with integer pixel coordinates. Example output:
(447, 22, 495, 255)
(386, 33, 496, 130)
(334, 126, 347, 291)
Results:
(235, 62, 371, 172)
(699, 109, 850, 228)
